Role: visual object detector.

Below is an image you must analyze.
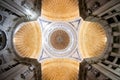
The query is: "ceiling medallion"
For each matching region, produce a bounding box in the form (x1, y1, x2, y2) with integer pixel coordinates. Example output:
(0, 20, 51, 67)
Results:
(50, 30, 70, 50)
(38, 18, 82, 61)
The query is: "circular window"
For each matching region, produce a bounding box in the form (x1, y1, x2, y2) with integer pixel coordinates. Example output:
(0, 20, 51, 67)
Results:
(0, 30, 7, 50)
(43, 22, 77, 57)
(0, 15, 3, 22)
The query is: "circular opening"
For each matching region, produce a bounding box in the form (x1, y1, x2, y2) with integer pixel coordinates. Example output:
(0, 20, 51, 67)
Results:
(50, 30, 70, 50)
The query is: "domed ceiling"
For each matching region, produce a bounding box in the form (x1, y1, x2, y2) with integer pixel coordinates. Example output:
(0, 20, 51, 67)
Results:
(13, 0, 107, 80)
(13, 0, 107, 59)
(13, 21, 42, 59)
(79, 21, 107, 58)
(42, 59, 79, 80)
(50, 30, 70, 50)
(41, 0, 79, 20)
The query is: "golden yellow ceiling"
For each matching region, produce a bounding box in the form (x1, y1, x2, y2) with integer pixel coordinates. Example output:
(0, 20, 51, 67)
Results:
(13, 0, 107, 60)
(13, 21, 42, 59)
(12, 0, 108, 79)
(41, 0, 79, 21)
(42, 59, 79, 80)
(78, 21, 107, 58)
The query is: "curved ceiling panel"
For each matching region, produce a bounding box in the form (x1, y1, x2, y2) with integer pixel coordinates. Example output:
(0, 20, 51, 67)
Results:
(50, 30, 70, 50)
(79, 21, 107, 58)
(13, 21, 42, 59)
(42, 59, 79, 80)
(42, 0, 79, 21)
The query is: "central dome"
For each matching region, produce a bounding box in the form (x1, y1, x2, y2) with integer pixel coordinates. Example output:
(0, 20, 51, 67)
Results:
(43, 22, 77, 57)
(50, 30, 70, 50)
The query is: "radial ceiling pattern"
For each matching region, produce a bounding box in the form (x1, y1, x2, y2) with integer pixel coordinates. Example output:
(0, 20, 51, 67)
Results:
(42, 0, 79, 21)
(13, 0, 108, 80)
(13, 21, 42, 59)
(13, 0, 107, 59)
(79, 21, 107, 58)
(39, 21, 78, 58)
(50, 30, 70, 50)
(42, 59, 79, 80)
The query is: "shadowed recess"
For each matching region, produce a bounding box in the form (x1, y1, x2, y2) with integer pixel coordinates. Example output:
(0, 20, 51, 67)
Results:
(13, 21, 42, 59)
(42, 59, 79, 80)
